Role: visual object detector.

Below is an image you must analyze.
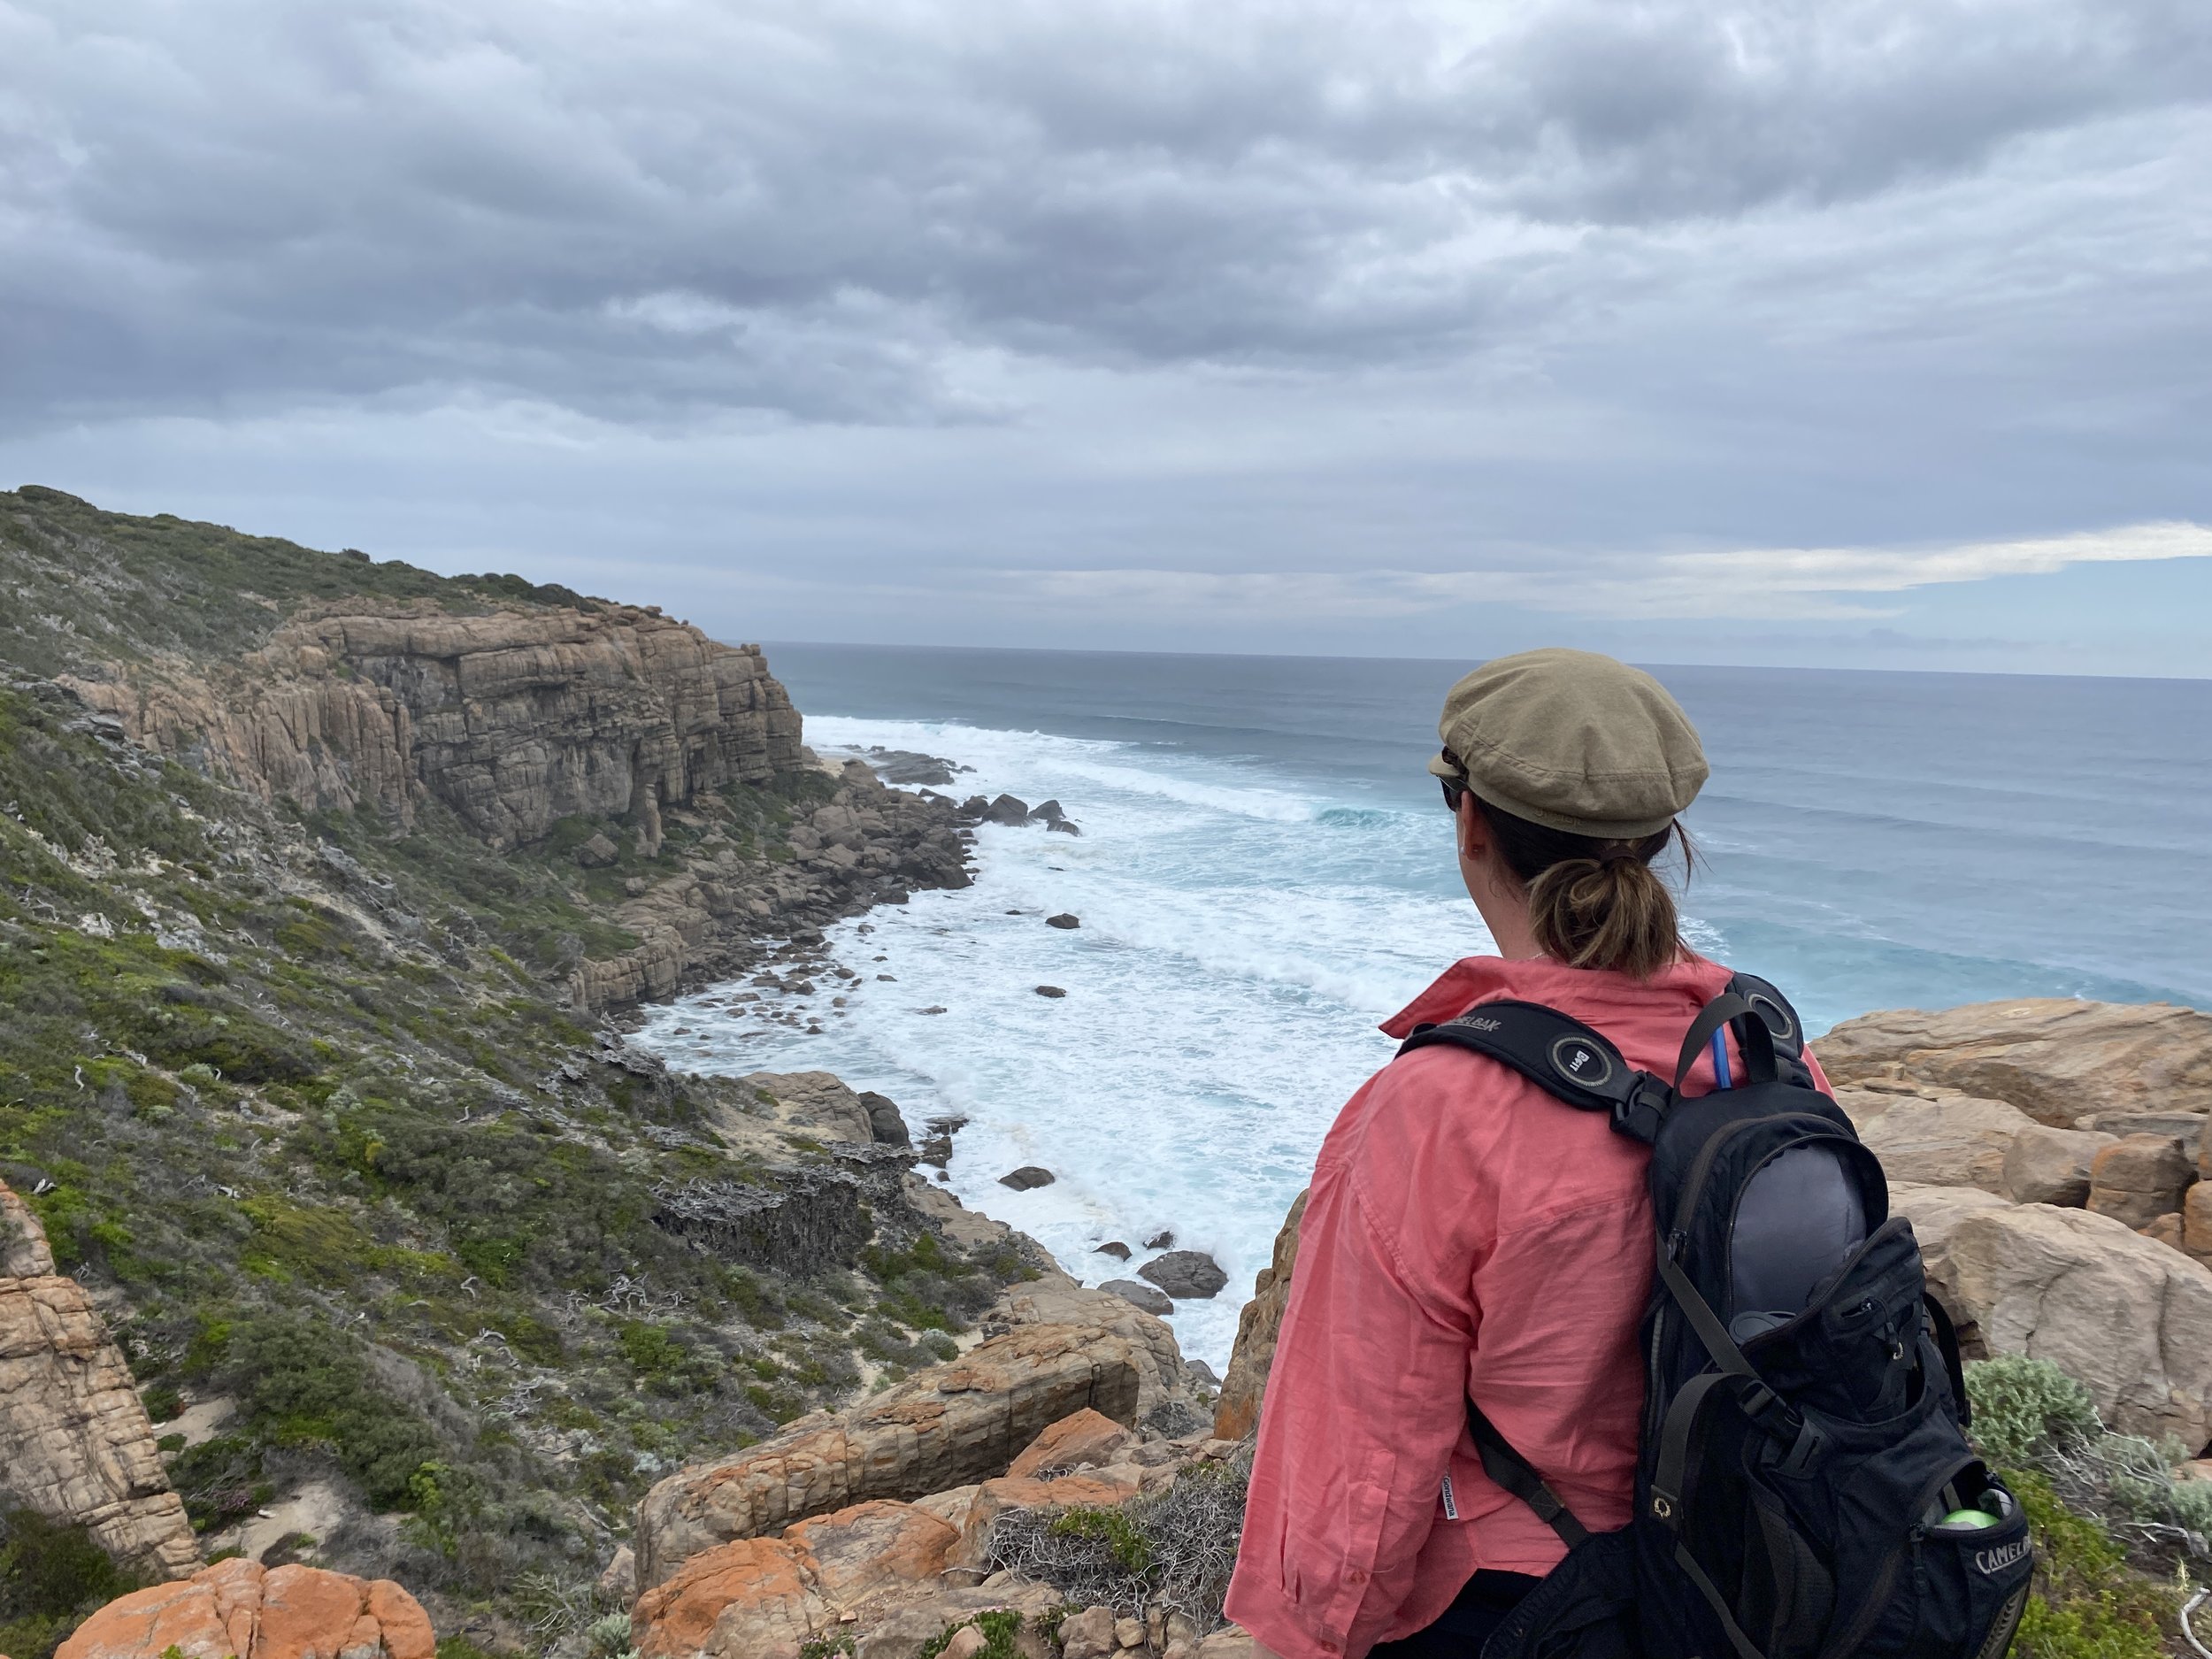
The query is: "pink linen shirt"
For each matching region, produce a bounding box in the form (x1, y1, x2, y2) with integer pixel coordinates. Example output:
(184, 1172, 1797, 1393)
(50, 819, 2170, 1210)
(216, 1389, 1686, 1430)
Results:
(1225, 954, 1831, 1659)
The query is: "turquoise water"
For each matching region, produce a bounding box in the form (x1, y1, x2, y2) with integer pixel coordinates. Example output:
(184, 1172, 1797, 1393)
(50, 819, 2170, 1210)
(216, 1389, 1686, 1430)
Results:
(634, 648, 2212, 1366)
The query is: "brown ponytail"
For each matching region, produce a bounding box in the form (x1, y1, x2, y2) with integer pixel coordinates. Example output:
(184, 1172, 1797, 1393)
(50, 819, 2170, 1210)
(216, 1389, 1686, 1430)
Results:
(1472, 796, 1694, 979)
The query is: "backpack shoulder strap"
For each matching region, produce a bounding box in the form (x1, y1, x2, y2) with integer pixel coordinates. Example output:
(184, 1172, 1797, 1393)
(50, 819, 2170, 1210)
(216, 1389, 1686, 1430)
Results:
(1725, 972, 1816, 1087)
(1397, 1000, 1673, 1142)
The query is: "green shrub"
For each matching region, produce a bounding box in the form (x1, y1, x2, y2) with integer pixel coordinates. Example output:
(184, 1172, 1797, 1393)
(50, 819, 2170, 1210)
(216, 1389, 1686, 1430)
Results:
(1966, 1356, 2102, 1468)
(917, 1610, 1024, 1659)
(2008, 1472, 2175, 1659)
(0, 1507, 136, 1659)
(1048, 1508, 1154, 1575)
(165, 1435, 268, 1531)
(219, 1316, 445, 1509)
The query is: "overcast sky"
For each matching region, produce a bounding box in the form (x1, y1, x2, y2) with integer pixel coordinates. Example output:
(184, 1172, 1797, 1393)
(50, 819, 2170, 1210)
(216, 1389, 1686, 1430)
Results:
(4, 1, 2209, 673)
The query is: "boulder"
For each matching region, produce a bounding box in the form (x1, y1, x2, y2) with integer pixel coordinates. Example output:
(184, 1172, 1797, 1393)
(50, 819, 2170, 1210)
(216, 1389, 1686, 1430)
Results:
(1852, 1094, 2038, 1194)
(575, 831, 622, 868)
(1059, 1606, 1118, 1659)
(2185, 1184, 2212, 1264)
(740, 1071, 877, 1144)
(982, 795, 1032, 826)
(2145, 1214, 2187, 1253)
(1924, 1202, 2212, 1448)
(1033, 986, 1067, 999)
(57, 1558, 433, 1659)
(1100, 1279, 1173, 1317)
(2085, 1134, 2194, 1231)
(1139, 1251, 1229, 1300)
(1094, 1241, 1132, 1261)
(1143, 1230, 1175, 1250)
(988, 1279, 1194, 1421)
(1047, 820, 1082, 836)
(1046, 913, 1081, 930)
(595, 1545, 637, 1603)
(632, 1502, 959, 1659)
(913, 1485, 979, 1529)
(2001, 1125, 2117, 1207)
(634, 1324, 1142, 1586)
(1028, 800, 1066, 824)
(1216, 1190, 1308, 1440)
(0, 1181, 200, 1580)
(862, 749, 962, 787)
(856, 1092, 910, 1148)
(1006, 1409, 1136, 1480)
(1816, 999, 2212, 1127)
(999, 1167, 1056, 1192)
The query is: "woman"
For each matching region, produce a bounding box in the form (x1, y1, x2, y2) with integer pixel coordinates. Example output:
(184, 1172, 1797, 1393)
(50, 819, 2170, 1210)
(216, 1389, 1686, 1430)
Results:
(1223, 648, 1830, 1659)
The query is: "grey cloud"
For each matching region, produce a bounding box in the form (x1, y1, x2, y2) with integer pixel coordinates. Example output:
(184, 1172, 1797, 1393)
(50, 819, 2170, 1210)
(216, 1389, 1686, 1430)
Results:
(4, 0, 2208, 430)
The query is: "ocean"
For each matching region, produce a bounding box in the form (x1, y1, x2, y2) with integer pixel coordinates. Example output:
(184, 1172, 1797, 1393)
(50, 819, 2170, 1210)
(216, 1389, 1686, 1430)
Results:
(633, 646, 2212, 1369)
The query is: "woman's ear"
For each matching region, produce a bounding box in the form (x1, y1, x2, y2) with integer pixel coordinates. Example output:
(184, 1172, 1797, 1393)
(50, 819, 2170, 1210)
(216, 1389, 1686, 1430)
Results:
(1455, 793, 1487, 864)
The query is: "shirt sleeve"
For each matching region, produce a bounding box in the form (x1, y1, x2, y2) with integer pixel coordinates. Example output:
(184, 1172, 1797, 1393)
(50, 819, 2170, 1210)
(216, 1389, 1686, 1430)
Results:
(1224, 1075, 1483, 1659)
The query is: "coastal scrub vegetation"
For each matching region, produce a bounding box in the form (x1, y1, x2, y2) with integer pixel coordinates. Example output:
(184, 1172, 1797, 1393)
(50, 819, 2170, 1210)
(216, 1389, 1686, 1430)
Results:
(0, 1509, 139, 1659)
(0, 667, 1018, 1645)
(0, 487, 603, 677)
(1962, 1356, 2200, 1658)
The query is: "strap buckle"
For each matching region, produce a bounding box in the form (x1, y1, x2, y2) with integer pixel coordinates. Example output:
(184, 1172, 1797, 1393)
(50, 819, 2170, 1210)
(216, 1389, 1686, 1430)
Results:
(1611, 1073, 1673, 1144)
(1770, 1415, 1829, 1479)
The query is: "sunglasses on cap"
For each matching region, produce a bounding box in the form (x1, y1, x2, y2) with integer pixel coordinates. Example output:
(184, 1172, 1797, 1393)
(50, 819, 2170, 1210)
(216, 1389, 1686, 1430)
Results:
(1437, 748, 1470, 812)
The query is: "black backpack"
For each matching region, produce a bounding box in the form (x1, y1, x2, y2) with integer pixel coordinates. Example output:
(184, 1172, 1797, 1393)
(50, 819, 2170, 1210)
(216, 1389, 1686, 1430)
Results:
(1398, 975, 2034, 1659)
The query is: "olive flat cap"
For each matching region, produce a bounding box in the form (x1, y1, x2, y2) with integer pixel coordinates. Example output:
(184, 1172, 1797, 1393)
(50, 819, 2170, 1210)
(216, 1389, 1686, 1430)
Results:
(1427, 648, 1708, 839)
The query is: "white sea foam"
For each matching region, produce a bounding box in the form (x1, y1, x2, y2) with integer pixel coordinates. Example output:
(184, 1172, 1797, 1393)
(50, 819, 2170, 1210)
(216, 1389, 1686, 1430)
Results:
(637, 716, 1494, 1370)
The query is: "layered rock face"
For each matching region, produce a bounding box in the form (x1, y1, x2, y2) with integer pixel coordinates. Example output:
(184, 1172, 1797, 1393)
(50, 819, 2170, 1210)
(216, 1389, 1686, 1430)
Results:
(0, 1183, 199, 1581)
(1819, 998, 2212, 1126)
(634, 1322, 1146, 1588)
(64, 600, 803, 847)
(56, 1557, 434, 1659)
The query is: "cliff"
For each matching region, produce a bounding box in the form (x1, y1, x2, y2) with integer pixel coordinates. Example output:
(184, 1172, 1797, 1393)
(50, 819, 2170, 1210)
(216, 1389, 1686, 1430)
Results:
(60, 603, 803, 849)
(1, 487, 969, 1012)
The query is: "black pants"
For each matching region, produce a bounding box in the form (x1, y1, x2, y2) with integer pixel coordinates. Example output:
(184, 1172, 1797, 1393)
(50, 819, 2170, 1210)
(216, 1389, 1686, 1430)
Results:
(1369, 1570, 1540, 1657)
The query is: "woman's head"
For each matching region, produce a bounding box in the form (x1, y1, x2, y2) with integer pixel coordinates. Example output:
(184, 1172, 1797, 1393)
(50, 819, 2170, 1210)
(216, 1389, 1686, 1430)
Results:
(1429, 649, 1707, 978)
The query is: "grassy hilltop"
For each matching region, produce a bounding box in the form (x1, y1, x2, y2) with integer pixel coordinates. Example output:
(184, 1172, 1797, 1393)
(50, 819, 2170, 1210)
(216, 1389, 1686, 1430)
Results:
(0, 488, 1016, 1655)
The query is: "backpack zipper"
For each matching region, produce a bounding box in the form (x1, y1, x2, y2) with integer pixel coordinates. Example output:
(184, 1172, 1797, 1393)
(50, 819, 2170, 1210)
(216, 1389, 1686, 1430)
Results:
(1811, 1455, 1980, 1659)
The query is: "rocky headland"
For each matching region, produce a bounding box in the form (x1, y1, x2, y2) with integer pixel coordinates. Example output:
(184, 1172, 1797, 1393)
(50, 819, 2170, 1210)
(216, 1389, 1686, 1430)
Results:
(4, 485, 2208, 1658)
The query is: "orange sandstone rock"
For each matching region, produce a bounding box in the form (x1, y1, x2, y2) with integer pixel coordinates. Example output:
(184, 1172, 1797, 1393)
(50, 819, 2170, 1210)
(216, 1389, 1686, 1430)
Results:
(631, 1502, 956, 1659)
(1006, 1409, 1134, 1481)
(56, 1559, 432, 1659)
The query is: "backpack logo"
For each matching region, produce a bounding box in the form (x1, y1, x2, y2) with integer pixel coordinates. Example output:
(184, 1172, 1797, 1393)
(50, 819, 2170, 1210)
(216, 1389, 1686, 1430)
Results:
(1455, 1016, 1502, 1033)
(1975, 1539, 2029, 1576)
(1549, 1036, 1613, 1088)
